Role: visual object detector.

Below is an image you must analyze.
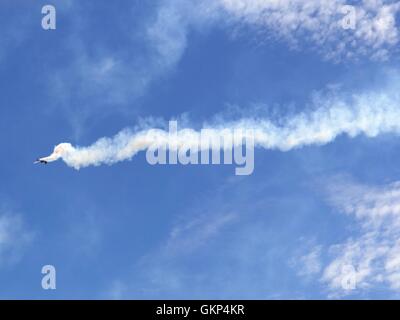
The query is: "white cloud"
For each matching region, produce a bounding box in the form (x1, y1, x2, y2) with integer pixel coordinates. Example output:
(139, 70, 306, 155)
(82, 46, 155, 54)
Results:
(218, 0, 400, 60)
(148, 0, 400, 64)
(305, 178, 400, 296)
(296, 245, 322, 277)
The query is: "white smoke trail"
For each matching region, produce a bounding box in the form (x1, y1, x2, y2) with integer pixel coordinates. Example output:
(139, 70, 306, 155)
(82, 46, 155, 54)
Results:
(52, 85, 400, 170)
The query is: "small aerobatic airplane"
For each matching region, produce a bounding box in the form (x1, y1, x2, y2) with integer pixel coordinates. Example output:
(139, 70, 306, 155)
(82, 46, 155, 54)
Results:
(34, 154, 57, 164)
(34, 144, 65, 165)
(34, 157, 50, 164)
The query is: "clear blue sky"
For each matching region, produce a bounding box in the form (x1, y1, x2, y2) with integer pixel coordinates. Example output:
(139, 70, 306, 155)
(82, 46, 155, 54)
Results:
(1, 0, 400, 299)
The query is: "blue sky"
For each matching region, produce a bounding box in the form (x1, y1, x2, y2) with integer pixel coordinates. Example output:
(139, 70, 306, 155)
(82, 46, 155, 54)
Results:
(1, 0, 400, 299)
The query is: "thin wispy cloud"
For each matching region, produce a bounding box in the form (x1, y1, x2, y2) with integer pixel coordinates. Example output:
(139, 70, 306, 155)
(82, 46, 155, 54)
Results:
(299, 177, 400, 297)
(296, 245, 323, 277)
(219, 0, 400, 60)
(324, 178, 400, 294)
(153, 0, 400, 62)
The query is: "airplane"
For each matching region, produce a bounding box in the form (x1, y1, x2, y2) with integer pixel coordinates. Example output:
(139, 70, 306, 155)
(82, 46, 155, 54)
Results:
(34, 144, 66, 165)
(34, 158, 48, 164)
(34, 154, 59, 164)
